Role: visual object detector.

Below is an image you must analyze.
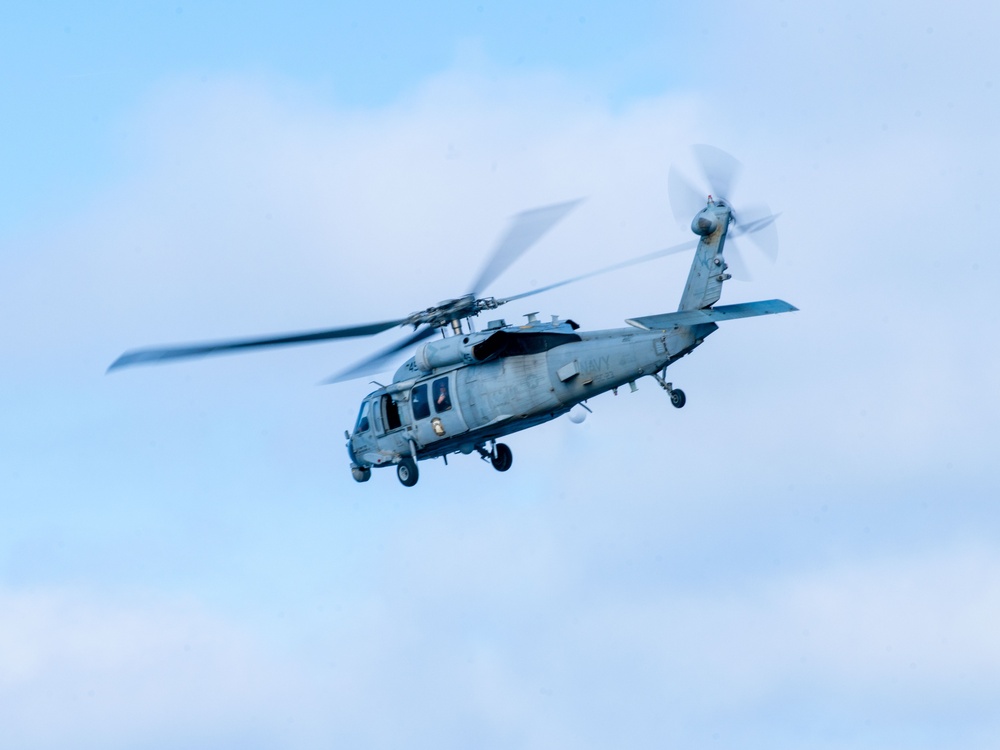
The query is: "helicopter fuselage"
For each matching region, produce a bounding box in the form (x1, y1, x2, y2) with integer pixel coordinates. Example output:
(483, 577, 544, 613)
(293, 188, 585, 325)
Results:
(346, 318, 715, 473)
(108, 159, 796, 488)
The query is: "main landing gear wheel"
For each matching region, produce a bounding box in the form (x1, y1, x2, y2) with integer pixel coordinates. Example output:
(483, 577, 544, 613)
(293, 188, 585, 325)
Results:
(397, 457, 419, 487)
(670, 388, 686, 409)
(491, 443, 513, 472)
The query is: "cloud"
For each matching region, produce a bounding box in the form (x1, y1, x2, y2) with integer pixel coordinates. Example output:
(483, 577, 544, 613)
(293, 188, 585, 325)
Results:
(306, 524, 1000, 749)
(3, 14, 1000, 747)
(0, 586, 293, 749)
(4, 525, 998, 749)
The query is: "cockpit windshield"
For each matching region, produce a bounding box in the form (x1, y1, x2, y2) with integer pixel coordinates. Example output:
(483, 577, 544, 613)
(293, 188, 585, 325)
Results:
(354, 400, 371, 433)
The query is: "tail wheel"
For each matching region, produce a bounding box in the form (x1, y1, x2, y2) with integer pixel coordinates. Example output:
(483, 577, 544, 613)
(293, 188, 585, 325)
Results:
(670, 388, 686, 409)
(397, 457, 419, 487)
(491, 443, 513, 472)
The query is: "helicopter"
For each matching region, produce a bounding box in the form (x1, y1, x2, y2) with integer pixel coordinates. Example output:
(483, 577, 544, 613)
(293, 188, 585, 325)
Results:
(109, 146, 797, 487)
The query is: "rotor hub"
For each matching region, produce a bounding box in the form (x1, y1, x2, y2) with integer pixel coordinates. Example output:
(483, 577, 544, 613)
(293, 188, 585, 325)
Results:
(691, 211, 720, 236)
(405, 294, 505, 330)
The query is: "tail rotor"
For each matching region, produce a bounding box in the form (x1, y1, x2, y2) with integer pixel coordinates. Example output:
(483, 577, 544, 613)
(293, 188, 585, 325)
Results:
(668, 145, 779, 280)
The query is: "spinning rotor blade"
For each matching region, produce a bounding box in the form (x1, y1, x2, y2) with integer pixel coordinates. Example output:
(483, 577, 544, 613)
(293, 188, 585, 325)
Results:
(500, 238, 698, 304)
(321, 325, 438, 384)
(110, 201, 582, 378)
(725, 204, 780, 280)
(108, 319, 407, 372)
(691, 144, 743, 201)
(502, 203, 781, 298)
(468, 199, 582, 296)
(669, 145, 744, 221)
(732, 204, 780, 263)
(721, 243, 752, 280)
(668, 165, 705, 225)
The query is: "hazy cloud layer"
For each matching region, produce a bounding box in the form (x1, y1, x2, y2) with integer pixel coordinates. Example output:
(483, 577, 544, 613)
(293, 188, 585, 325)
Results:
(2, 2, 999, 748)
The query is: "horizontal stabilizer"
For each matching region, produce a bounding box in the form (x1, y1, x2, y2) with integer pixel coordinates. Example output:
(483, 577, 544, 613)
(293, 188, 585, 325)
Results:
(626, 299, 797, 330)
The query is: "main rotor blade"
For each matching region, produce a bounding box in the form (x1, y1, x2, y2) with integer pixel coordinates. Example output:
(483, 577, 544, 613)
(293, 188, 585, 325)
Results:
(321, 325, 438, 384)
(499, 238, 698, 304)
(108, 319, 407, 372)
(468, 199, 582, 296)
(501, 209, 781, 302)
(691, 144, 743, 201)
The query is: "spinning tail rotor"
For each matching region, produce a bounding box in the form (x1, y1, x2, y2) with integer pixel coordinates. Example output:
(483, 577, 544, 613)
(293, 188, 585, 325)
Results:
(668, 144, 779, 280)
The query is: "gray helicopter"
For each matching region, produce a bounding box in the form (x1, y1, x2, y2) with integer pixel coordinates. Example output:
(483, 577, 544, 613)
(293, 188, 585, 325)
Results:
(109, 146, 797, 487)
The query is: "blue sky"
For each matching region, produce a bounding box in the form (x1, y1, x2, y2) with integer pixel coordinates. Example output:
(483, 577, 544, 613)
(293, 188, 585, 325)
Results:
(2, 1, 682, 235)
(2, 2, 999, 749)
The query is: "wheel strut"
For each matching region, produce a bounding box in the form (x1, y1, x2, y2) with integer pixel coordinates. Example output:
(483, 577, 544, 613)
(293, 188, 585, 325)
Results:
(474, 441, 514, 472)
(652, 371, 686, 409)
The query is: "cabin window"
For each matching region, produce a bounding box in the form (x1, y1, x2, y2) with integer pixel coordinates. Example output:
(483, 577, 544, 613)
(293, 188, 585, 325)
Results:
(381, 394, 402, 431)
(411, 384, 430, 420)
(432, 377, 452, 413)
(355, 400, 371, 433)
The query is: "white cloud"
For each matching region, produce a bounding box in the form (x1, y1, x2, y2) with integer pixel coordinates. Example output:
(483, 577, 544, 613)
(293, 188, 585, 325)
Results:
(3, 10, 1000, 746)
(0, 586, 293, 749)
(302, 523, 1000, 748)
(3, 535, 998, 749)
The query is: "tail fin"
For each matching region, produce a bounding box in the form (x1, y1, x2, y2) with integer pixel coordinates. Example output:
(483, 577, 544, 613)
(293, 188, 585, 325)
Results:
(678, 199, 733, 311)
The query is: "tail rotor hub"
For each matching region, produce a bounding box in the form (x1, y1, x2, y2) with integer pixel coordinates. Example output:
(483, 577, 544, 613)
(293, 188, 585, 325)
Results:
(691, 212, 720, 236)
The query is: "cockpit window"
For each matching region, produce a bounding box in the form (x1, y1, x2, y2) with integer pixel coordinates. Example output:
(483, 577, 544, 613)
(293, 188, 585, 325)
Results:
(382, 394, 402, 431)
(355, 400, 371, 433)
(412, 383, 430, 420)
(432, 377, 452, 413)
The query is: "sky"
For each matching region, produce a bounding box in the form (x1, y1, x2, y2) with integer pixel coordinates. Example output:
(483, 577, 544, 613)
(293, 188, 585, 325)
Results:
(2, 1, 999, 748)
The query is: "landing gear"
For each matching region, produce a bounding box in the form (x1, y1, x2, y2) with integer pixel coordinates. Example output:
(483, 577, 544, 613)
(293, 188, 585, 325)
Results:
(396, 457, 419, 487)
(653, 371, 687, 409)
(491, 442, 513, 472)
(474, 441, 514, 472)
(351, 466, 371, 483)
